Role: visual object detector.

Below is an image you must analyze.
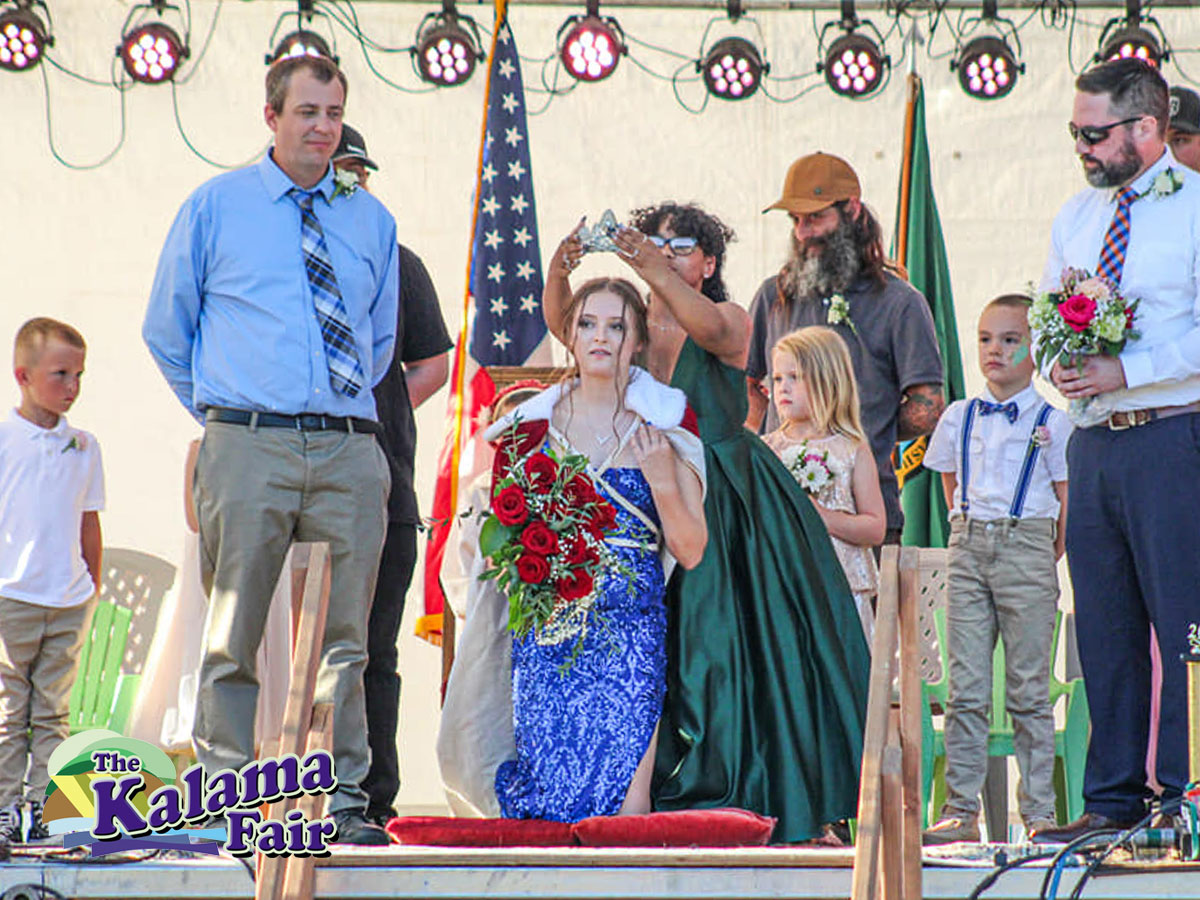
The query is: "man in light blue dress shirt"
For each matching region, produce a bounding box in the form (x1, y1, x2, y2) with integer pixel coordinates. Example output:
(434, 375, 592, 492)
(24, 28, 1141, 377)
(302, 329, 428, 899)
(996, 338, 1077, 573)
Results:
(1032, 59, 1200, 844)
(143, 55, 398, 845)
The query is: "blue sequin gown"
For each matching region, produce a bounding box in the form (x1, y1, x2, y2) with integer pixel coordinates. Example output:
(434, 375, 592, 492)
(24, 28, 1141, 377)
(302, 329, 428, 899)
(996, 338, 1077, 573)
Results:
(495, 464, 666, 822)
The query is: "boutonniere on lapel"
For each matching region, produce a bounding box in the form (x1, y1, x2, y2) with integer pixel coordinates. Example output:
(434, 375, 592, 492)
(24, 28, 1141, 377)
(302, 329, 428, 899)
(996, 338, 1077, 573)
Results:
(1032, 425, 1052, 448)
(62, 433, 86, 454)
(1143, 167, 1183, 201)
(332, 169, 360, 200)
(824, 294, 857, 334)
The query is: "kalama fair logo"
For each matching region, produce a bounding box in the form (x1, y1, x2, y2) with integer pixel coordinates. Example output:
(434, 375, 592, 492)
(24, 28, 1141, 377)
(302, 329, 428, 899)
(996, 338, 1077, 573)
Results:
(45, 729, 338, 857)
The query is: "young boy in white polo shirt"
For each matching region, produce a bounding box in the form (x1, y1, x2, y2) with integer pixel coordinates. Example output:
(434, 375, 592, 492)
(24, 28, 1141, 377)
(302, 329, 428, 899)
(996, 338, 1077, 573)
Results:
(0, 318, 104, 843)
(921, 295, 1071, 844)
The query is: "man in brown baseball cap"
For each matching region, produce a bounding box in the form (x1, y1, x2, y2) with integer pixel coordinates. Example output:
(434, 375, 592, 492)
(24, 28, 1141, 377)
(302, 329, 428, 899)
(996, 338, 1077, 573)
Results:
(746, 151, 944, 547)
(1167, 85, 1200, 171)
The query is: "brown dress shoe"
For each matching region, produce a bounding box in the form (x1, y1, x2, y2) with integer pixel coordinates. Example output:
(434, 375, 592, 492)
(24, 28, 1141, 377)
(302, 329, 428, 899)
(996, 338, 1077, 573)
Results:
(1028, 812, 1140, 844)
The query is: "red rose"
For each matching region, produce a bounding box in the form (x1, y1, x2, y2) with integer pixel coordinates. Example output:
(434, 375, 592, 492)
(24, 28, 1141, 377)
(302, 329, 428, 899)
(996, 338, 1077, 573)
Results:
(564, 473, 599, 507)
(1125, 306, 1135, 330)
(516, 553, 550, 584)
(519, 521, 559, 556)
(524, 453, 559, 491)
(557, 568, 595, 601)
(563, 535, 599, 566)
(1059, 293, 1097, 333)
(590, 499, 618, 534)
(493, 485, 529, 526)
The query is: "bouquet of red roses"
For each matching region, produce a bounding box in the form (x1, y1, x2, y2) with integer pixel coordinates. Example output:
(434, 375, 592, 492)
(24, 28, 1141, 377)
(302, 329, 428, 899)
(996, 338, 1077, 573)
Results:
(479, 421, 623, 648)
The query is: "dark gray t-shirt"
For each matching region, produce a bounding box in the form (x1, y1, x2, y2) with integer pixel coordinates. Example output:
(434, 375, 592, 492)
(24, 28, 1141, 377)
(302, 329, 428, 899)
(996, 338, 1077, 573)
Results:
(747, 271, 943, 531)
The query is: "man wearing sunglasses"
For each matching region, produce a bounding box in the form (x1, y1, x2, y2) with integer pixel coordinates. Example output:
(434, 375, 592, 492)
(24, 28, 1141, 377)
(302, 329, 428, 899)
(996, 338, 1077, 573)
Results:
(1032, 58, 1200, 845)
(746, 152, 945, 549)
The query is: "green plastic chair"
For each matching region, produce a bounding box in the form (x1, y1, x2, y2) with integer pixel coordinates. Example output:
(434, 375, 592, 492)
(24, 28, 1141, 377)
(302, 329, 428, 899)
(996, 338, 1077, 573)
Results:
(68, 548, 174, 735)
(920, 604, 1090, 833)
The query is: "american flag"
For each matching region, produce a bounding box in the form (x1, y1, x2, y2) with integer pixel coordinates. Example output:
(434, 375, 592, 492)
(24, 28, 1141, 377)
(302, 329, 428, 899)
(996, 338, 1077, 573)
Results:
(418, 15, 547, 643)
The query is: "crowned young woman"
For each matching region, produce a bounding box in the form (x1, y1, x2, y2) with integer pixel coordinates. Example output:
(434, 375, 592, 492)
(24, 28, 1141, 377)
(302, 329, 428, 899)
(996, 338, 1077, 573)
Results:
(443, 277, 707, 821)
(543, 204, 871, 843)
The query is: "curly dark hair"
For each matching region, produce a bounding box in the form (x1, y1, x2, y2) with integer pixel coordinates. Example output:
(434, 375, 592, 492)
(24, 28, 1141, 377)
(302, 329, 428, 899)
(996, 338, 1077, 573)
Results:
(628, 202, 736, 304)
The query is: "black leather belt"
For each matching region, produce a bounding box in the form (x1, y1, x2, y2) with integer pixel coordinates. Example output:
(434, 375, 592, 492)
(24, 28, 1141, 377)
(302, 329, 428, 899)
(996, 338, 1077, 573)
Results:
(205, 407, 381, 436)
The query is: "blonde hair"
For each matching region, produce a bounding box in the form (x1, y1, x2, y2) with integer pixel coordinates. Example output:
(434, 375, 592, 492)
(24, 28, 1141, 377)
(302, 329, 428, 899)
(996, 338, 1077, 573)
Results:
(14, 317, 86, 368)
(772, 326, 865, 443)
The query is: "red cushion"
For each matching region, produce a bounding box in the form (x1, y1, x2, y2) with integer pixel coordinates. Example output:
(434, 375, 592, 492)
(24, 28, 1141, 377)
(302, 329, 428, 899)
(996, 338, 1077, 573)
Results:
(571, 808, 777, 848)
(384, 816, 575, 847)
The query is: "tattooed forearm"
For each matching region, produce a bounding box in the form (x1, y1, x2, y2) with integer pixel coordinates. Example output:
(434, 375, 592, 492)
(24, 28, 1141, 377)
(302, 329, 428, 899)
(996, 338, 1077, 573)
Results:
(897, 383, 944, 440)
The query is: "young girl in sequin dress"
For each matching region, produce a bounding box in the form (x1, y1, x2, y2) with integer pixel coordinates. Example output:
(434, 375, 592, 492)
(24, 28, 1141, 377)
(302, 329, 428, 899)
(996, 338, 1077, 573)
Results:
(764, 327, 885, 638)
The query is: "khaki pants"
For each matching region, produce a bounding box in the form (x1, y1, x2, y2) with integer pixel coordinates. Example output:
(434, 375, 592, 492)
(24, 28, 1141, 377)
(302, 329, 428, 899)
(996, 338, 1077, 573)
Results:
(0, 595, 96, 804)
(942, 517, 1058, 824)
(193, 421, 389, 814)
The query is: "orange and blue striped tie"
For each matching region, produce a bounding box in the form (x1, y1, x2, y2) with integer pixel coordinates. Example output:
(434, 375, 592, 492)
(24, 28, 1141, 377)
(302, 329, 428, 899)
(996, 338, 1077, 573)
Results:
(1097, 186, 1139, 285)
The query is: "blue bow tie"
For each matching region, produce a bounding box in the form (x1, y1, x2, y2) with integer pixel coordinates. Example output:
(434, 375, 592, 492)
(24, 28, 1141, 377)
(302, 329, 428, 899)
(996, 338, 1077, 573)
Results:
(979, 400, 1018, 424)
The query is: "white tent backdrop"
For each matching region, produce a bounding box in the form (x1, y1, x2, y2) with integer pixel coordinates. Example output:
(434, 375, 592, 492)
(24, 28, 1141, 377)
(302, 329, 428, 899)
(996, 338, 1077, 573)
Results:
(5, 0, 1199, 810)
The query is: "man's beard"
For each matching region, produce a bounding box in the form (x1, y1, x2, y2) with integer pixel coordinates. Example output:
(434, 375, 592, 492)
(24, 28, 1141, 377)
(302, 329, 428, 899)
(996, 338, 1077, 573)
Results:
(1081, 135, 1142, 188)
(781, 216, 861, 303)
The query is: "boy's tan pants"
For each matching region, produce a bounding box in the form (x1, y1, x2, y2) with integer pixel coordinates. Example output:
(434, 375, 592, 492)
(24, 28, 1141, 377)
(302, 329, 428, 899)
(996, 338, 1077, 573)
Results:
(0, 595, 96, 804)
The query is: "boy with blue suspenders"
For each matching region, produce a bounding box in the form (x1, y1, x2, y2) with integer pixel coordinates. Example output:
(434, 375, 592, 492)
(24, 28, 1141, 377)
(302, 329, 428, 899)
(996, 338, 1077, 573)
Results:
(922, 294, 1072, 844)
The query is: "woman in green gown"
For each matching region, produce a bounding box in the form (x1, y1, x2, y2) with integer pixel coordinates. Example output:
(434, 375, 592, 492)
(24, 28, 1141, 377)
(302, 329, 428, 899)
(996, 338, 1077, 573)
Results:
(543, 203, 870, 843)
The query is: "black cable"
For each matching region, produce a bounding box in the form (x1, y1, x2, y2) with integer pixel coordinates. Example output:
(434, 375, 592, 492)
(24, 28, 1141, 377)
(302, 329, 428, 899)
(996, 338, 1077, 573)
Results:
(968, 849, 1061, 900)
(1, 885, 68, 900)
(39, 64, 127, 170)
(626, 31, 697, 63)
(43, 55, 118, 88)
(175, 0, 224, 86)
(1068, 799, 1185, 900)
(170, 81, 269, 169)
(1036, 828, 1123, 900)
(670, 59, 708, 114)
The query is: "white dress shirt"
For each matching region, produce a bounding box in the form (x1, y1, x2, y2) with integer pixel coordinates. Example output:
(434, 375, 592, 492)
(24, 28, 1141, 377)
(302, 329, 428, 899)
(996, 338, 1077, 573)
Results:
(1040, 147, 1200, 412)
(925, 384, 1071, 521)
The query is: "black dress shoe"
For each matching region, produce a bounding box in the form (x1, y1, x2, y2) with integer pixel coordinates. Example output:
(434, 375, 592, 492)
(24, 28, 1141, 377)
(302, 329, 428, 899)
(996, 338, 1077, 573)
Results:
(331, 810, 391, 846)
(1029, 812, 1140, 844)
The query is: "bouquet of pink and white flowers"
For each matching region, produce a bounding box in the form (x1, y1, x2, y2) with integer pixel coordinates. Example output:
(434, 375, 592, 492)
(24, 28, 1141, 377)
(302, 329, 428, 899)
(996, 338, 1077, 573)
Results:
(780, 441, 834, 497)
(1030, 267, 1140, 425)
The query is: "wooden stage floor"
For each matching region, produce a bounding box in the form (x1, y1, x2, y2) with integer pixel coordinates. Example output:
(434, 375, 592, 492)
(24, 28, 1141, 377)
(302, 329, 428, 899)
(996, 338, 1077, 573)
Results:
(1, 845, 1197, 900)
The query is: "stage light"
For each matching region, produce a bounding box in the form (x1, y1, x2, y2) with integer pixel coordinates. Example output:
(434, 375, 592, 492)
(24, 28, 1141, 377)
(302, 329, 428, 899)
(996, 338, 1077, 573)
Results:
(0, 3, 51, 73)
(119, 21, 187, 84)
(558, 1, 625, 83)
(701, 37, 763, 100)
(953, 36, 1019, 99)
(413, 2, 483, 87)
(824, 33, 886, 99)
(817, 0, 889, 100)
(271, 29, 332, 63)
(1095, 0, 1168, 68)
(1100, 25, 1162, 66)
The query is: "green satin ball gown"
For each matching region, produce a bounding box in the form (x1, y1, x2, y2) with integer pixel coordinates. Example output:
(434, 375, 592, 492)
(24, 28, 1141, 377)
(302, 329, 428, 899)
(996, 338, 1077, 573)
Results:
(652, 338, 872, 843)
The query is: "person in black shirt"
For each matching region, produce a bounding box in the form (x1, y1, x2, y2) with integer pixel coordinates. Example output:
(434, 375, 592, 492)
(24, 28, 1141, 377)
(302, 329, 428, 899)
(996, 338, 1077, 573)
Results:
(334, 125, 454, 825)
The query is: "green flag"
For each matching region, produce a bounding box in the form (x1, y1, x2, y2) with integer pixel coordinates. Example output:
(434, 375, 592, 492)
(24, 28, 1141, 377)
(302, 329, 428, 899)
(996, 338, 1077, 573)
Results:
(893, 74, 966, 548)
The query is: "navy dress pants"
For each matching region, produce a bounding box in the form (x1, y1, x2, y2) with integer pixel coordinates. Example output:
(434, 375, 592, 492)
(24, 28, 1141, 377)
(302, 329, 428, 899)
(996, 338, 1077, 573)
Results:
(1066, 415, 1200, 820)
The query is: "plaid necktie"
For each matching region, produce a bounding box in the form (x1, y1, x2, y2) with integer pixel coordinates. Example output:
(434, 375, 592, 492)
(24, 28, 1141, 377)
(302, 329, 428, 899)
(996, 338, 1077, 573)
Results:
(290, 188, 365, 397)
(1097, 186, 1140, 285)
